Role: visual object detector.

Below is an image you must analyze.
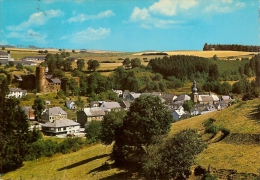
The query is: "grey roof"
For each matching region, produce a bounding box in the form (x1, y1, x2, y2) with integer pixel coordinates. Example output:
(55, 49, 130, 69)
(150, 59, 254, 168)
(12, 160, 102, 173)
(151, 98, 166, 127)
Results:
(50, 78, 61, 84)
(161, 93, 177, 103)
(9, 88, 27, 93)
(122, 100, 131, 108)
(42, 119, 79, 128)
(83, 107, 105, 117)
(175, 94, 190, 101)
(102, 102, 121, 109)
(0, 51, 8, 55)
(43, 106, 67, 116)
(198, 95, 219, 102)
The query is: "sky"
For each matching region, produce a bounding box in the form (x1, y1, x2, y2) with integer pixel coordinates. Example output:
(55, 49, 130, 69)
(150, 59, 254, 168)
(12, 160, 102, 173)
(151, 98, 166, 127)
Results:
(0, 0, 259, 52)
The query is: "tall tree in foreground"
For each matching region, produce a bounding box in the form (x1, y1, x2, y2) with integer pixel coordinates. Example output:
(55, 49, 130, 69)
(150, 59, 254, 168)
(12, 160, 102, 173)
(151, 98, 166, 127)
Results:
(143, 129, 207, 179)
(112, 95, 173, 166)
(0, 79, 31, 173)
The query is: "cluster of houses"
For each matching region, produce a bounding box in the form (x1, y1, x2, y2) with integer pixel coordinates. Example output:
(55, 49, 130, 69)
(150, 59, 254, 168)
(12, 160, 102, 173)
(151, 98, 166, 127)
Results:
(5, 79, 233, 137)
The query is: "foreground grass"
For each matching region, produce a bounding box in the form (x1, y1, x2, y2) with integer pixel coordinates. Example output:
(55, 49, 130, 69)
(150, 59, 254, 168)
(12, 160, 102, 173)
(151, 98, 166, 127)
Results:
(2, 144, 126, 180)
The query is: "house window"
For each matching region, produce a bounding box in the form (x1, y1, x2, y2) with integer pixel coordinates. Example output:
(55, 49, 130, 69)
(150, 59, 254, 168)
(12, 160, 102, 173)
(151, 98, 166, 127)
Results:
(58, 128, 61, 131)
(63, 127, 66, 130)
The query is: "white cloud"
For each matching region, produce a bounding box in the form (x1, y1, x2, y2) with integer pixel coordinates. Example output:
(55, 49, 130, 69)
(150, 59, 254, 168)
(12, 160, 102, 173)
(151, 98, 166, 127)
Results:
(129, 0, 246, 29)
(203, 0, 246, 13)
(68, 10, 115, 23)
(7, 9, 64, 31)
(129, 6, 181, 29)
(7, 29, 47, 44)
(60, 27, 111, 43)
(130, 7, 150, 21)
(149, 0, 198, 16)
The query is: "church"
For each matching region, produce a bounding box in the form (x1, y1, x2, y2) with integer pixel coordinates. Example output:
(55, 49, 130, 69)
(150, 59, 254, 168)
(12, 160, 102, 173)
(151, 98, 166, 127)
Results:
(192, 80, 219, 105)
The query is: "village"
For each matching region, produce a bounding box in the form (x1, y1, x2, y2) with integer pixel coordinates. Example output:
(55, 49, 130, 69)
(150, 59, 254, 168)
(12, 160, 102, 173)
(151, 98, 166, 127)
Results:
(0, 50, 235, 138)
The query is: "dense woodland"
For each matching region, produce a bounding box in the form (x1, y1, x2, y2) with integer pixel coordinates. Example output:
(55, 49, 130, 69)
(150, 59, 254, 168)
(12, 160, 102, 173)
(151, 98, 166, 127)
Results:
(203, 43, 259, 52)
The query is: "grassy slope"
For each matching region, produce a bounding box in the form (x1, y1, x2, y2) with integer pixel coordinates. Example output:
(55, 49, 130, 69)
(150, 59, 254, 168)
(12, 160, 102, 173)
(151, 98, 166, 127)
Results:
(2, 144, 126, 180)
(170, 98, 260, 174)
(2, 99, 259, 179)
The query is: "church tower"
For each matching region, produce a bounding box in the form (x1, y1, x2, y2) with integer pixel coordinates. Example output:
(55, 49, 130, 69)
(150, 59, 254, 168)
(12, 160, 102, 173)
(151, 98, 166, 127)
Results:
(192, 80, 199, 103)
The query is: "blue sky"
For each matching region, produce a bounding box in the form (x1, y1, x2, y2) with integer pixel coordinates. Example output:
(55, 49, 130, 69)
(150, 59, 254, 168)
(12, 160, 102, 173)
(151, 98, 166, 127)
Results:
(0, 0, 259, 52)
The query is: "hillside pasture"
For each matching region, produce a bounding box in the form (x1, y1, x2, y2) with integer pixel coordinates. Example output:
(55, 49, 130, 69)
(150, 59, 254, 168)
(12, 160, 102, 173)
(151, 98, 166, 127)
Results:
(170, 99, 260, 174)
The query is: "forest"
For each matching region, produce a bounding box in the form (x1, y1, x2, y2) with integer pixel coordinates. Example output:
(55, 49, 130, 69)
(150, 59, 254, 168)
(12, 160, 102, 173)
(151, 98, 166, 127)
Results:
(203, 43, 259, 52)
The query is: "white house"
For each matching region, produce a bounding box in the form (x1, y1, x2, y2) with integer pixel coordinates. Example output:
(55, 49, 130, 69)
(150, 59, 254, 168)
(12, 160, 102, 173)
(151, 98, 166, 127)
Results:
(41, 106, 67, 122)
(66, 100, 77, 109)
(100, 102, 121, 112)
(172, 106, 186, 121)
(41, 119, 80, 136)
(6, 88, 27, 98)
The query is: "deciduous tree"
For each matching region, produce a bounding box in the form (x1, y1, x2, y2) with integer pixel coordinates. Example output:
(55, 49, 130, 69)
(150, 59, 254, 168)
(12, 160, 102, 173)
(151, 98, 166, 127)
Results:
(143, 129, 207, 179)
(32, 97, 45, 121)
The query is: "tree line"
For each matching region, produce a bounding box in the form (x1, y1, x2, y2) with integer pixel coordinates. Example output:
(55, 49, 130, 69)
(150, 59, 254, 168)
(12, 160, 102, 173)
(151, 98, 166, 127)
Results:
(203, 43, 259, 52)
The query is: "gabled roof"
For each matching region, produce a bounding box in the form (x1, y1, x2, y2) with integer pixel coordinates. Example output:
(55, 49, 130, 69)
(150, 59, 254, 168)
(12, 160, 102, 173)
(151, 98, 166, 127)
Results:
(198, 95, 219, 102)
(43, 107, 67, 116)
(102, 102, 121, 109)
(42, 119, 79, 128)
(175, 94, 190, 102)
(83, 107, 105, 117)
(50, 78, 61, 84)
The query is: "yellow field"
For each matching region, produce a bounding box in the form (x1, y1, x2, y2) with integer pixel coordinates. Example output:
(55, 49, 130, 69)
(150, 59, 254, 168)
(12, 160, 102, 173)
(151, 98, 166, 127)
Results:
(133, 50, 258, 58)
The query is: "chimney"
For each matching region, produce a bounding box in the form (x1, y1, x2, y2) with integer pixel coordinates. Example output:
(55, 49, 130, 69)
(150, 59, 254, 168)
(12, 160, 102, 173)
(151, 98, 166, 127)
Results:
(209, 91, 211, 96)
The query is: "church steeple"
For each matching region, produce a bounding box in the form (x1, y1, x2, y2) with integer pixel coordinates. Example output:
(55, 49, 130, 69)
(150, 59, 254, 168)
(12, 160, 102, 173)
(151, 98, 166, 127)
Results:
(192, 80, 199, 103)
(192, 80, 198, 94)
